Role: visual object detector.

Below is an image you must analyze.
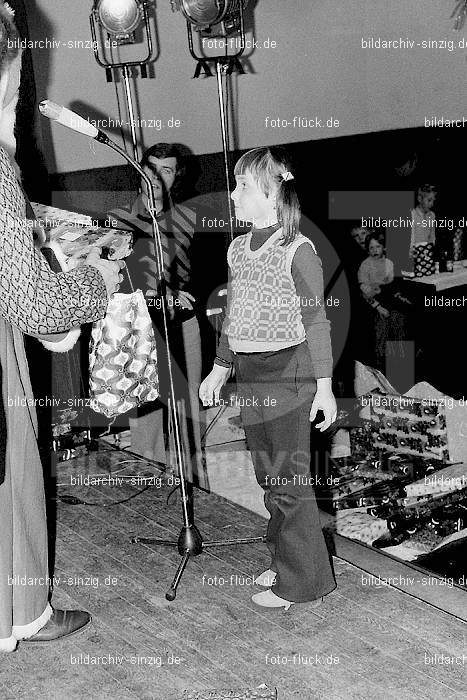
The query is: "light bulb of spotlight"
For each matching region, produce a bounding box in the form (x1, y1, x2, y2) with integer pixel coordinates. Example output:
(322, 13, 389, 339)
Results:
(179, 0, 225, 26)
(175, 1, 249, 34)
(96, 0, 142, 36)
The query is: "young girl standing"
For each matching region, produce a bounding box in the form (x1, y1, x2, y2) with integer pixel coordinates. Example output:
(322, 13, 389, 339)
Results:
(358, 232, 407, 370)
(199, 147, 337, 609)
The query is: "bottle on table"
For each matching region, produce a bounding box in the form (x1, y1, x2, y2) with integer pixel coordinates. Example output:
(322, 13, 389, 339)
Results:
(453, 227, 464, 262)
(436, 232, 453, 273)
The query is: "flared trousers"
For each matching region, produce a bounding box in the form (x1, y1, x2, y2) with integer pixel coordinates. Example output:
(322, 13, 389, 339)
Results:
(234, 342, 336, 602)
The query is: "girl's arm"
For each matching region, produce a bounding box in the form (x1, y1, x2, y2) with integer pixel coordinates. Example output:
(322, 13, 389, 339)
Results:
(292, 243, 337, 430)
(427, 215, 436, 245)
(292, 243, 332, 378)
(214, 269, 234, 367)
(384, 259, 394, 285)
(358, 259, 384, 311)
(200, 271, 232, 406)
(358, 259, 379, 297)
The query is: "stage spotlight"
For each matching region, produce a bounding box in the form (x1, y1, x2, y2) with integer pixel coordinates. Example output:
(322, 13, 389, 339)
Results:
(90, 0, 155, 161)
(171, 0, 249, 34)
(94, 0, 143, 42)
(169, 0, 251, 242)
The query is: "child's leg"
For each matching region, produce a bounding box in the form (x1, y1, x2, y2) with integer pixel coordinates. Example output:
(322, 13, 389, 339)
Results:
(232, 369, 278, 570)
(236, 344, 336, 603)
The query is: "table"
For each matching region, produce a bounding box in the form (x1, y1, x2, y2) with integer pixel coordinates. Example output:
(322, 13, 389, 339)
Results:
(399, 264, 467, 397)
(402, 261, 467, 292)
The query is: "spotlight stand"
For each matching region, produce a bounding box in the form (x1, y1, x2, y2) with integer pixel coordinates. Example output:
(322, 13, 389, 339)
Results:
(215, 59, 235, 244)
(123, 64, 140, 163)
(94, 131, 263, 601)
(185, 4, 247, 242)
(90, 1, 155, 162)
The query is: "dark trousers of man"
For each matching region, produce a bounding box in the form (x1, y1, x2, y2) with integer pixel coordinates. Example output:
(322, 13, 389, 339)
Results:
(234, 342, 336, 603)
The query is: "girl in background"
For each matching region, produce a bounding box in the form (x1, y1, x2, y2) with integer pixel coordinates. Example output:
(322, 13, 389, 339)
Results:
(199, 147, 337, 609)
(358, 232, 406, 370)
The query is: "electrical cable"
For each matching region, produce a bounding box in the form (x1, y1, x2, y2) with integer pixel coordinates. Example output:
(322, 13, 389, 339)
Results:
(200, 402, 228, 441)
(56, 469, 183, 507)
(96, 437, 168, 472)
(54, 459, 145, 487)
(55, 484, 153, 507)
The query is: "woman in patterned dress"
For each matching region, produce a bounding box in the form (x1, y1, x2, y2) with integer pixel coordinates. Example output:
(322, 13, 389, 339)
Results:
(0, 3, 121, 651)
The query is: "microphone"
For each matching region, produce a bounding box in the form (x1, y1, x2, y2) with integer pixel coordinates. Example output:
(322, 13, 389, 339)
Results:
(38, 100, 109, 143)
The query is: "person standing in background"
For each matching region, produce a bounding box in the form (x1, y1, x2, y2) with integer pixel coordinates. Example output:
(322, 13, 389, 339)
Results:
(109, 143, 208, 489)
(410, 184, 437, 257)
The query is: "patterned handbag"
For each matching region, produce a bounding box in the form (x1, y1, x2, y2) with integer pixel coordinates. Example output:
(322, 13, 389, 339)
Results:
(89, 270, 159, 418)
(413, 242, 435, 277)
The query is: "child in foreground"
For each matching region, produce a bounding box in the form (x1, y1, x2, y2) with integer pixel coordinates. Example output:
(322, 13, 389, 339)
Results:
(199, 147, 337, 609)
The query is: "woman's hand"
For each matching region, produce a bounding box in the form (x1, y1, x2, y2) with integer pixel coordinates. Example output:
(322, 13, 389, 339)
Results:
(176, 291, 195, 310)
(85, 248, 123, 297)
(165, 290, 195, 319)
(361, 283, 380, 298)
(310, 379, 337, 431)
(199, 365, 231, 406)
(377, 305, 390, 318)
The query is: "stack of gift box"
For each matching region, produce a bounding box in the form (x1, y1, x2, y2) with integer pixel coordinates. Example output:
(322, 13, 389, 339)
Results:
(321, 381, 467, 554)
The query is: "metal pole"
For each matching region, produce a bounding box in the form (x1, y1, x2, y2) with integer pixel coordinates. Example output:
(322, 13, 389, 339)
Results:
(216, 60, 235, 243)
(121, 65, 140, 163)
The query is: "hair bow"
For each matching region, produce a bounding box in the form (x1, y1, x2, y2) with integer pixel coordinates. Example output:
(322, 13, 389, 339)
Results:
(281, 171, 294, 182)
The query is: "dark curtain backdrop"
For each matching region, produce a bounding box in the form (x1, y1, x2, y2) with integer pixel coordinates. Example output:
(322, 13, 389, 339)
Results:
(10, 0, 50, 202)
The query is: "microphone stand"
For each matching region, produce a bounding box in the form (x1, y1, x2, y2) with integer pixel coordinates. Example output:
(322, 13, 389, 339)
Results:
(97, 132, 264, 601)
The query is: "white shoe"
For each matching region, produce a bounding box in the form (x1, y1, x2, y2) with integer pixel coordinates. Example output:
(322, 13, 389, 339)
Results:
(251, 589, 294, 610)
(254, 569, 277, 587)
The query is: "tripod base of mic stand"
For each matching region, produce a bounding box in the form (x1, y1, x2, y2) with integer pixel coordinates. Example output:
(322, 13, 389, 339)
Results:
(131, 526, 265, 601)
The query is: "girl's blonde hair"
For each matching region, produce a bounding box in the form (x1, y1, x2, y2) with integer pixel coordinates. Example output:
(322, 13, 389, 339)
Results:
(234, 146, 300, 246)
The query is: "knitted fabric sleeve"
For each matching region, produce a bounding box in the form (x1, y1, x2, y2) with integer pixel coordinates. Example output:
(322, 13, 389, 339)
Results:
(291, 242, 333, 378)
(213, 236, 238, 367)
(214, 268, 234, 366)
(0, 148, 108, 335)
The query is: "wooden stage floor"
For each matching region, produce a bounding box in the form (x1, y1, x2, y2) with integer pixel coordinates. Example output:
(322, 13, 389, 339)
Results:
(1, 448, 465, 699)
